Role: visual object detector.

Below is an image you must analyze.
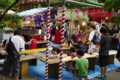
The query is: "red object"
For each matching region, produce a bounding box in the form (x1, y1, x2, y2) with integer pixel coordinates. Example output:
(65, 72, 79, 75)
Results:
(33, 36, 39, 40)
(88, 8, 113, 23)
(54, 30, 61, 44)
(71, 52, 74, 59)
(29, 39, 37, 49)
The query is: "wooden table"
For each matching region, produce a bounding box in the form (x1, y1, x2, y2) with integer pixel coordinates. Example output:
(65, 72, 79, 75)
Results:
(21, 47, 70, 54)
(37, 53, 97, 78)
(37, 50, 117, 78)
(0, 54, 38, 79)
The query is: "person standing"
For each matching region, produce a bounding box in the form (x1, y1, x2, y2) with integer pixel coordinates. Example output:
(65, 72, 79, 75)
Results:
(96, 27, 111, 79)
(1, 30, 25, 80)
(88, 24, 97, 54)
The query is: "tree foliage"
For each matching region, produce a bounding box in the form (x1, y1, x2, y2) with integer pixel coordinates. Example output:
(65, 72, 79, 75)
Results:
(0, 0, 22, 32)
(98, 0, 120, 24)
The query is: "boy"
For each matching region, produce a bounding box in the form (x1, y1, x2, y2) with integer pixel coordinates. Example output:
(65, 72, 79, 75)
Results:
(70, 50, 89, 79)
(49, 46, 67, 59)
(27, 36, 37, 49)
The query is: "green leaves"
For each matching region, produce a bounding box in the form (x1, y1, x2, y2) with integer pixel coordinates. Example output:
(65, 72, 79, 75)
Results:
(114, 16, 120, 24)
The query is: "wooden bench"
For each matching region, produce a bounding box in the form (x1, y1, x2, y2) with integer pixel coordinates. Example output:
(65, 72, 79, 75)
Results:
(21, 47, 70, 54)
(0, 54, 38, 79)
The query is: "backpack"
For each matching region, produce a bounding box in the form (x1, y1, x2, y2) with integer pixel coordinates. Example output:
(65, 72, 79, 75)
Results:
(6, 37, 21, 59)
(92, 31, 99, 44)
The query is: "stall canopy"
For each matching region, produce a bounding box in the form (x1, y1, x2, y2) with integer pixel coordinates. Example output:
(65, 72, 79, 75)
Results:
(17, 7, 53, 16)
(56, 9, 89, 22)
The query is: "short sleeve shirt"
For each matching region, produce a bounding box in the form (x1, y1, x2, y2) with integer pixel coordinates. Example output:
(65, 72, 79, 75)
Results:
(11, 36, 25, 52)
(75, 58, 88, 77)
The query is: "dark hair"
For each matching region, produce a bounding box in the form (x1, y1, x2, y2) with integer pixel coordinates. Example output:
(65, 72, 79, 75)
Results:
(89, 18, 94, 21)
(73, 43, 80, 49)
(14, 29, 22, 35)
(2, 39, 7, 47)
(78, 41, 82, 45)
(76, 49, 84, 56)
(87, 23, 91, 26)
(100, 27, 108, 34)
(102, 24, 105, 27)
(52, 47, 60, 53)
(90, 24, 95, 30)
(29, 36, 33, 39)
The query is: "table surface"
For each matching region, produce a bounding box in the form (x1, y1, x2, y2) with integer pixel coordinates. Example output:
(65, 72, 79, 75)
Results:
(0, 54, 38, 65)
(37, 50, 117, 64)
(21, 47, 70, 54)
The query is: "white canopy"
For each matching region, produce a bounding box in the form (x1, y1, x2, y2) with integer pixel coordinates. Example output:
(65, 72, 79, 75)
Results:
(17, 7, 53, 16)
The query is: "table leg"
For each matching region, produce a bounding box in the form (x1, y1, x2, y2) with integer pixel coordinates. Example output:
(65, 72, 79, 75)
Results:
(19, 61, 29, 79)
(48, 63, 59, 78)
(88, 58, 96, 70)
(29, 59, 37, 65)
(108, 55, 115, 64)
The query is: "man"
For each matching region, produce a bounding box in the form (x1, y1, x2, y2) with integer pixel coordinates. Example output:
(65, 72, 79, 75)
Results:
(88, 24, 97, 54)
(89, 18, 101, 39)
(96, 27, 111, 79)
(1, 29, 25, 80)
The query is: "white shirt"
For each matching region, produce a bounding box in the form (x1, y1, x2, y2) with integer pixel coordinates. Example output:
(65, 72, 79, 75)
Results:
(11, 35, 25, 52)
(88, 30, 96, 53)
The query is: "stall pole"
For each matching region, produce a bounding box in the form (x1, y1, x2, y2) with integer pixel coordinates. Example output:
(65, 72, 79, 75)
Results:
(45, 0, 50, 80)
(58, 0, 66, 80)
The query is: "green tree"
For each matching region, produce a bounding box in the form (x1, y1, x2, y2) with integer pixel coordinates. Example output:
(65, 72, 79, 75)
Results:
(0, 0, 21, 32)
(98, 0, 120, 24)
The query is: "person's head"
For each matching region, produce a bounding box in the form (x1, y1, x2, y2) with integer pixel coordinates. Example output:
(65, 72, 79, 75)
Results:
(89, 24, 95, 31)
(87, 23, 91, 29)
(76, 49, 84, 58)
(89, 18, 95, 25)
(72, 43, 80, 51)
(52, 47, 60, 55)
(2, 39, 7, 47)
(95, 42, 100, 48)
(102, 24, 106, 27)
(100, 27, 108, 35)
(29, 36, 33, 40)
(14, 29, 22, 36)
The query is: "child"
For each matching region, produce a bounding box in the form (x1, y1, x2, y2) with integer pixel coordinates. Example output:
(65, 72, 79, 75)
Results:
(27, 36, 37, 49)
(70, 50, 89, 79)
(88, 42, 100, 55)
(78, 41, 87, 53)
(49, 46, 67, 59)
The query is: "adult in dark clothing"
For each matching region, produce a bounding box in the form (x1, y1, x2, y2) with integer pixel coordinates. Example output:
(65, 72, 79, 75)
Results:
(96, 27, 111, 79)
(50, 21, 56, 41)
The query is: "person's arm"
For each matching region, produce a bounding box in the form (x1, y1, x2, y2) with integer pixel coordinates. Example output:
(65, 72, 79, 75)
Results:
(27, 39, 32, 45)
(49, 55, 59, 59)
(19, 38, 25, 53)
(88, 31, 94, 44)
(100, 36, 105, 46)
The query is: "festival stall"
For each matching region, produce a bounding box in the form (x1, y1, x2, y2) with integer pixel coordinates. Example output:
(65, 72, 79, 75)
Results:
(18, 7, 57, 42)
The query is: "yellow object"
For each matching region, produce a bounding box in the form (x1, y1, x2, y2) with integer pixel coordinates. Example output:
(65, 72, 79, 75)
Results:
(63, 42, 68, 47)
(21, 47, 70, 54)
(82, 38, 88, 44)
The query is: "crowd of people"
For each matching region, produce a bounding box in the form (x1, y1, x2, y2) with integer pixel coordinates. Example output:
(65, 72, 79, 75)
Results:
(1, 18, 120, 80)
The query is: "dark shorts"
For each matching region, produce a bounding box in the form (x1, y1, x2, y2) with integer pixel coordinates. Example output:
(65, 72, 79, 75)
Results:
(2, 55, 20, 77)
(99, 55, 108, 67)
(116, 50, 120, 60)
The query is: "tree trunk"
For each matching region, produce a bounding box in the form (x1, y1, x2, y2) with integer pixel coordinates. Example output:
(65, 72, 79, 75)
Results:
(0, 0, 19, 21)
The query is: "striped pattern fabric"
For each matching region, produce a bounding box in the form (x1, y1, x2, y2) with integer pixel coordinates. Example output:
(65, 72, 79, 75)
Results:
(91, 47, 99, 54)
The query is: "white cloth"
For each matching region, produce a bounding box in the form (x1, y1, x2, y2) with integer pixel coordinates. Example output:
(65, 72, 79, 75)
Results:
(73, 25, 80, 35)
(10, 36, 25, 52)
